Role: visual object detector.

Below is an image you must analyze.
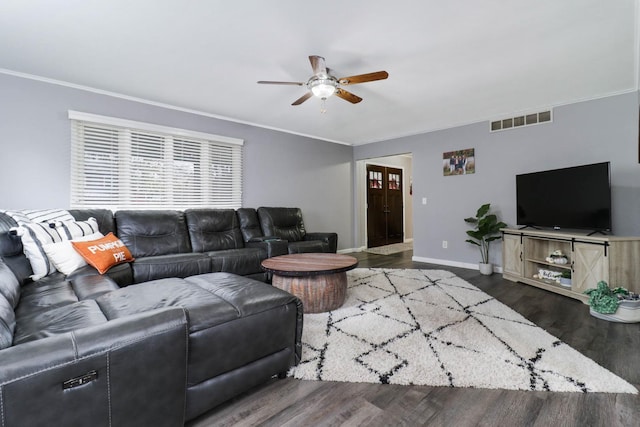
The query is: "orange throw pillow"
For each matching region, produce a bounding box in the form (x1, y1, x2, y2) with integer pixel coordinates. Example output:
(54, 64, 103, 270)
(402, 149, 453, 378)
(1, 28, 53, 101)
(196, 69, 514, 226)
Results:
(71, 233, 134, 274)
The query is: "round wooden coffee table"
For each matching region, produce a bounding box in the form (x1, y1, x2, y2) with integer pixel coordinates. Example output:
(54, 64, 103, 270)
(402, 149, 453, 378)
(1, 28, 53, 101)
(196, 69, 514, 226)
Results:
(261, 253, 358, 313)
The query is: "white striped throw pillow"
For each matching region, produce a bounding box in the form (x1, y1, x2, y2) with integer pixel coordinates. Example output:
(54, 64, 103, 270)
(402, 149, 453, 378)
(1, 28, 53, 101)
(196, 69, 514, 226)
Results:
(14, 217, 100, 280)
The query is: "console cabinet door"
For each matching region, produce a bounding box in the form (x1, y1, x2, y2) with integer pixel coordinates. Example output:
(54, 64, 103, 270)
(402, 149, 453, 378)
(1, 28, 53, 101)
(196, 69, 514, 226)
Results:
(572, 242, 608, 293)
(502, 234, 523, 277)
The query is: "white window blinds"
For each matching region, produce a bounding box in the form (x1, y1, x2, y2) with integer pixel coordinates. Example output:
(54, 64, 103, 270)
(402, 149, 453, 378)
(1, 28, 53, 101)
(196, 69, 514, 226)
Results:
(69, 111, 243, 210)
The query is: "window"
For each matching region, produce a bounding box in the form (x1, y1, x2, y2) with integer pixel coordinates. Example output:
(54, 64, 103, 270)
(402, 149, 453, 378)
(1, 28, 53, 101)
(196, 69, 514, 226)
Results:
(368, 171, 382, 189)
(388, 173, 400, 190)
(69, 111, 243, 210)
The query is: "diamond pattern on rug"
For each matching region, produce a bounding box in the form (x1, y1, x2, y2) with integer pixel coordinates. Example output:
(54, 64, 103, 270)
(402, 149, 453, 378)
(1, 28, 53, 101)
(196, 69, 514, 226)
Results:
(289, 268, 638, 393)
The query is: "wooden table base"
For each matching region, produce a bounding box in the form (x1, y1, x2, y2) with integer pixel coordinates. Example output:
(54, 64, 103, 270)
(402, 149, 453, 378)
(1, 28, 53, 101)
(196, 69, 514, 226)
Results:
(262, 253, 358, 314)
(272, 272, 347, 313)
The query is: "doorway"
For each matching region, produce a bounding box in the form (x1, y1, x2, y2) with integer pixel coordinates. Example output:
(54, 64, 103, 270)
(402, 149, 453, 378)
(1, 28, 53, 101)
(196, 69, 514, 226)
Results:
(366, 164, 404, 248)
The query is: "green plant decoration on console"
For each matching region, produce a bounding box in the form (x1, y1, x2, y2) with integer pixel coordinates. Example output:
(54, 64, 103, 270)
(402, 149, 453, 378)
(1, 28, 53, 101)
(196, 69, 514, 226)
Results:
(584, 281, 629, 314)
(464, 203, 507, 264)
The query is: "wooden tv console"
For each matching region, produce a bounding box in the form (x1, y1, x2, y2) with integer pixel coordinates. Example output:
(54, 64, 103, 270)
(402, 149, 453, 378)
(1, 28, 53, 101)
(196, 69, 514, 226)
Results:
(501, 228, 640, 303)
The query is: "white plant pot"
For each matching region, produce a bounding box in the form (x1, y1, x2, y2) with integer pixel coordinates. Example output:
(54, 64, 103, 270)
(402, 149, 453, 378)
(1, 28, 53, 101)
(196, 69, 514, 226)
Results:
(589, 299, 640, 323)
(559, 278, 572, 287)
(479, 263, 493, 275)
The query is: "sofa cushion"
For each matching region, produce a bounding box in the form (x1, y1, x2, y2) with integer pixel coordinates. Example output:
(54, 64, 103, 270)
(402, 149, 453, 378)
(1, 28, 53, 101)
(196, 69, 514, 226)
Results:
(0, 294, 15, 349)
(182, 273, 296, 320)
(96, 277, 239, 328)
(13, 299, 108, 345)
(207, 248, 266, 276)
(131, 253, 211, 283)
(96, 273, 294, 331)
(14, 273, 118, 319)
(115, 210, 192, 257)
(185, 209, 244, 252)
(15, 274, 78, 317)
(72, 232, 134, 274)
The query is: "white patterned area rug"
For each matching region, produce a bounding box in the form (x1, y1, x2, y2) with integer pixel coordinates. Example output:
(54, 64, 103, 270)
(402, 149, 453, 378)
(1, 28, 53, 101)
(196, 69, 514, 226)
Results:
(289, 268, 638, 393)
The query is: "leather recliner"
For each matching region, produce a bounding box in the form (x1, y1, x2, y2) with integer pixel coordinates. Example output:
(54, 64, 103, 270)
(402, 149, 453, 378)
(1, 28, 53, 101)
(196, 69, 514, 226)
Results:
(185, 208, 286, 278)
(256, 207, 338, 253)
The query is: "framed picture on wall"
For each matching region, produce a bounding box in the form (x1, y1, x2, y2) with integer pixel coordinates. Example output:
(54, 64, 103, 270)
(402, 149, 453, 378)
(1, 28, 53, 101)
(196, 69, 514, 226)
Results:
(443, 148, 475, 176)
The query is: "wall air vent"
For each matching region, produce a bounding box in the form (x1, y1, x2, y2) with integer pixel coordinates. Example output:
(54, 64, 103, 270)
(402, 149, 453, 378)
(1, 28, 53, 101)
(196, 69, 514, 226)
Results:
(490, 109, 552, 132)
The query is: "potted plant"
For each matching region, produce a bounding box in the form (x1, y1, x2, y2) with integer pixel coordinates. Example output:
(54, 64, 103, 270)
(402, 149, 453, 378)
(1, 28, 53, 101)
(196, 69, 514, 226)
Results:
(464, 203, 507, 275)
(584, 281, 640, 323)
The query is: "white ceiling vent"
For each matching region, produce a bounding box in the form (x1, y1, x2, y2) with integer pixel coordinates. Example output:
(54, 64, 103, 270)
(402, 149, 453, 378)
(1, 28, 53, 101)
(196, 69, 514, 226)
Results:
(490, 110, 552, 132)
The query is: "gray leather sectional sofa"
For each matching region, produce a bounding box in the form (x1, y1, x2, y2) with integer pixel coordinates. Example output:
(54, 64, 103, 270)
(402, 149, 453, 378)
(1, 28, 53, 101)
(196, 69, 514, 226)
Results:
(0, 207, 337, 425)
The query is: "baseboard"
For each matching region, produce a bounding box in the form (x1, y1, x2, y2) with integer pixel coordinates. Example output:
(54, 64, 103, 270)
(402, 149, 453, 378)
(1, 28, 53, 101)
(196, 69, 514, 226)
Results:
(411, 256, 503, 274)
(338, 247, 365, 254)
(339, 250, 503, 274)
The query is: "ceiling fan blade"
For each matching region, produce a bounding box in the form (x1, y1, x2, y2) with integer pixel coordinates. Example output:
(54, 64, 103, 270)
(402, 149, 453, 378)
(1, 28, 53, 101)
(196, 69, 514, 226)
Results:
(309, 55, 327, 75)
(338, 71, 389, 85)
(335, 88, 363, 104)
(257, 81, 304, 86)
(292, 92, 313, 106)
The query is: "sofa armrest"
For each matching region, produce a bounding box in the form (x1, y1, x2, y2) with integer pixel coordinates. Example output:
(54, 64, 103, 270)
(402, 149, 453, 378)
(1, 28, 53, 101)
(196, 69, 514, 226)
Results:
(0, 307, 188, 427)
(304, 232, 338, 253)
(246, 239, 289, 258)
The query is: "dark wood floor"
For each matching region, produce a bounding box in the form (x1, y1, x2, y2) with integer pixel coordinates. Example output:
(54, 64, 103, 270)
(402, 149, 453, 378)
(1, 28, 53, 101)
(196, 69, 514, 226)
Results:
(188, 250, 640, 427)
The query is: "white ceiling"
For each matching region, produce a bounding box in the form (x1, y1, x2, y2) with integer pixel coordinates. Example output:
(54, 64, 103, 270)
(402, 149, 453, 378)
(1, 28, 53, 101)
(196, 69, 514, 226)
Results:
(1, 1, 638, 146)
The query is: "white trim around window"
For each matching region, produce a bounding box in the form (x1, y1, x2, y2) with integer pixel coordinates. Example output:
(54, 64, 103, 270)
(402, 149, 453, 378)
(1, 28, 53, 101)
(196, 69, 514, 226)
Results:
(69, 111, 244, 211)
(68, 111, 243, 146)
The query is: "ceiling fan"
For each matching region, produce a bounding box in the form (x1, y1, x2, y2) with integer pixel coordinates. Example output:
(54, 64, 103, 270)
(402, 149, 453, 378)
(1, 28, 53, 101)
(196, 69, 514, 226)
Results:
(257, 55, 389, 107)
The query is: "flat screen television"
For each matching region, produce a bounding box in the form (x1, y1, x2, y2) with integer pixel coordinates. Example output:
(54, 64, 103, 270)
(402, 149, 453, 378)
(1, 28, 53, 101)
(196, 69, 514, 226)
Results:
(516, 162, 612, 232)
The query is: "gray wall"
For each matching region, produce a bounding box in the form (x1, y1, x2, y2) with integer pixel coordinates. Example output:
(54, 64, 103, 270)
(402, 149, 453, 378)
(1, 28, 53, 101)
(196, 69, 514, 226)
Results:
(2, 71, 638, 262)
(0, 73, 354, 250)
(355, 91, 640, 268)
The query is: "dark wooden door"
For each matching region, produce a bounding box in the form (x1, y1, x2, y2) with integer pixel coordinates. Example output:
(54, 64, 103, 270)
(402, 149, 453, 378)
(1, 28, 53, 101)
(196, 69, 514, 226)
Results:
(366, 165, 404, 248)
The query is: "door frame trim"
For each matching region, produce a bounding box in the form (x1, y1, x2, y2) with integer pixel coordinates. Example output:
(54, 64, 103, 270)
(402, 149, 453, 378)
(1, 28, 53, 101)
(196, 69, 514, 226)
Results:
(363, 161, 406, 248)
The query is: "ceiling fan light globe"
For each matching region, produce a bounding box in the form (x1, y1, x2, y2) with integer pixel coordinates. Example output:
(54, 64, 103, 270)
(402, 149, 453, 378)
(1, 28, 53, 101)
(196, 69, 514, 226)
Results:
(309, 78, 337, 98)
(311, 84, 336, 98)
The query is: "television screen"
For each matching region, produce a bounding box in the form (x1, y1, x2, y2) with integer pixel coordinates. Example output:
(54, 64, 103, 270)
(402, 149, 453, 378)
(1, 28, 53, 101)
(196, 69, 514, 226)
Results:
(516, 162, 611, 231)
